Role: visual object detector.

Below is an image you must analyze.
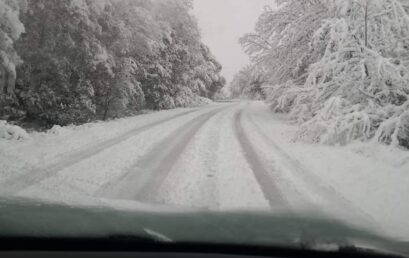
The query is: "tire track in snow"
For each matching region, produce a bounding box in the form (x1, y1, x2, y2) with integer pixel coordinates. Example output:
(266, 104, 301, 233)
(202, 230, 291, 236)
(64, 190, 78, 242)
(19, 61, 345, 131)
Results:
(143, 105, 270, 210)
(151, 111, 225, 208)
(148, 108, 227, 209)
(234, 108, 288, 209)
(243, 107, 377, 228)
(0, 109, 201, 195)
(97, 106, 231, 202)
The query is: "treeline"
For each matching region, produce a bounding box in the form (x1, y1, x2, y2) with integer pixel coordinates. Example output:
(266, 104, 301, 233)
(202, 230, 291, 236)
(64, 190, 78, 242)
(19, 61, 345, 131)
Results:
(232, 0, 409, 148)
(230, 66, 265, 100)
(0, 0, 225, 127)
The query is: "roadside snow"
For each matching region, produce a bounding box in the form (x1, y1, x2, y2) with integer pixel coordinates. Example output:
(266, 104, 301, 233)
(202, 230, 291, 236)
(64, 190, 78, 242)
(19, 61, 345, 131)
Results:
(0, 121, 29, 141)
(0, 107, 200, 185)
(3, 105, 227, 200)
(246, 101, 409, 239)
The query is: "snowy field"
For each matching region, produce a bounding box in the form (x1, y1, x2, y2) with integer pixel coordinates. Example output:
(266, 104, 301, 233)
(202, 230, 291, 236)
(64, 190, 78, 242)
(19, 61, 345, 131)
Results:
(1, 101, 409, 240)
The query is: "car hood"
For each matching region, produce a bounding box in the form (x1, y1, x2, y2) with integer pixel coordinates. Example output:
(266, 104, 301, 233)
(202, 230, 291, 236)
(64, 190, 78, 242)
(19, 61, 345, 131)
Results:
(0, 197, 408, 256)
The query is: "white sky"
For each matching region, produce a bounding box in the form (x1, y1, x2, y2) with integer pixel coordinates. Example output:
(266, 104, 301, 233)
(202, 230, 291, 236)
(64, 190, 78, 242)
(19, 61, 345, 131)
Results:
(193, 0, 273, 84)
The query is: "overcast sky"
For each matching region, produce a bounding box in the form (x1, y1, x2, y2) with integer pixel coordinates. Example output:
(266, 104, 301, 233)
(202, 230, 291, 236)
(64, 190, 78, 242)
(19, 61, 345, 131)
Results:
(193, 0, 273, 84)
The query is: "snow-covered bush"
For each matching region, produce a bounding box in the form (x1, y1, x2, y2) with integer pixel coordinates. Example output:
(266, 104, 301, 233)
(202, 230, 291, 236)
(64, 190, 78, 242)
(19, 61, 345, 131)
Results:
(296, 0, 409, 147)
(174, 87, 196, 108)
(196, 96, 213, 105)
(242, 0, 409, 148)
(296, 97, 372, 145)
(0, 120, 29, 140)
(375, 102, 409, 148)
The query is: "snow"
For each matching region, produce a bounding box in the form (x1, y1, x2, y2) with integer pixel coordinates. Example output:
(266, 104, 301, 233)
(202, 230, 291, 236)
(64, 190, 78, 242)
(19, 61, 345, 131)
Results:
(152, 105, 270, 210)
(1, 101, 408, 242)
(239, 0, 409, 148)
(0, 107, 199, 187)
(244, 101, 409, 240)
(0, 120, 29, 140)
(0, 105, 228, 197)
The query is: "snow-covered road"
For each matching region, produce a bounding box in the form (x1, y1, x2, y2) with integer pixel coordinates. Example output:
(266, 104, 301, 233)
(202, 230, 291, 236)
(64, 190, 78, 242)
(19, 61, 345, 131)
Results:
(1, 101, 409, 239)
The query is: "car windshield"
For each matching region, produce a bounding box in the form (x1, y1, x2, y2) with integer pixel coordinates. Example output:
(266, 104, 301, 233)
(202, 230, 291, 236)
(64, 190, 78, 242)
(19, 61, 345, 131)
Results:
(1, 0, 409, 255)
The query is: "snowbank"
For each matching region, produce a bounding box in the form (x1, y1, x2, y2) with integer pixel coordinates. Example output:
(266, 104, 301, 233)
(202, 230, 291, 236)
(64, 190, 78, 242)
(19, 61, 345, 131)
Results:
(0, 121, 29, 141)
(246, 102, 409, 239)
(195, 96, 213, 106)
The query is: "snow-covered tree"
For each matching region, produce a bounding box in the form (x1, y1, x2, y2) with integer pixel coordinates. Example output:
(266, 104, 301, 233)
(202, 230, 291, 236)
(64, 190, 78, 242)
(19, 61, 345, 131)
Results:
(14, 0, 102, 125)
(0, 0, 224, 126)
(230, 66, 266, 99)
(140, 0, 225, 110)
(0, 0, 26, 95)
(243, 0, 409, 148)
(0, 0, 26, 120)
(241, 1, 330, 87)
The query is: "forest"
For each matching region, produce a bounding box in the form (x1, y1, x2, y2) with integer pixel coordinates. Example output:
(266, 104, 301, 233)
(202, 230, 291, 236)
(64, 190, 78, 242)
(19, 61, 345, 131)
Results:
(0, 0, 226, 127)
(231, 0, 409, 148)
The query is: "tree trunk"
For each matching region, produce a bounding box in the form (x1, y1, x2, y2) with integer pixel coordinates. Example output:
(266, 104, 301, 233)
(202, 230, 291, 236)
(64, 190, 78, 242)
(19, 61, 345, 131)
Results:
(102, 98, 110, 121)
(103, 95, 114, 121)
(6, 70, 16, 94)
(0, 66, 5, 94)
(365, 0, 369, 47)
(0, 66, 16, 95)
(103, 106, 109, 121)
